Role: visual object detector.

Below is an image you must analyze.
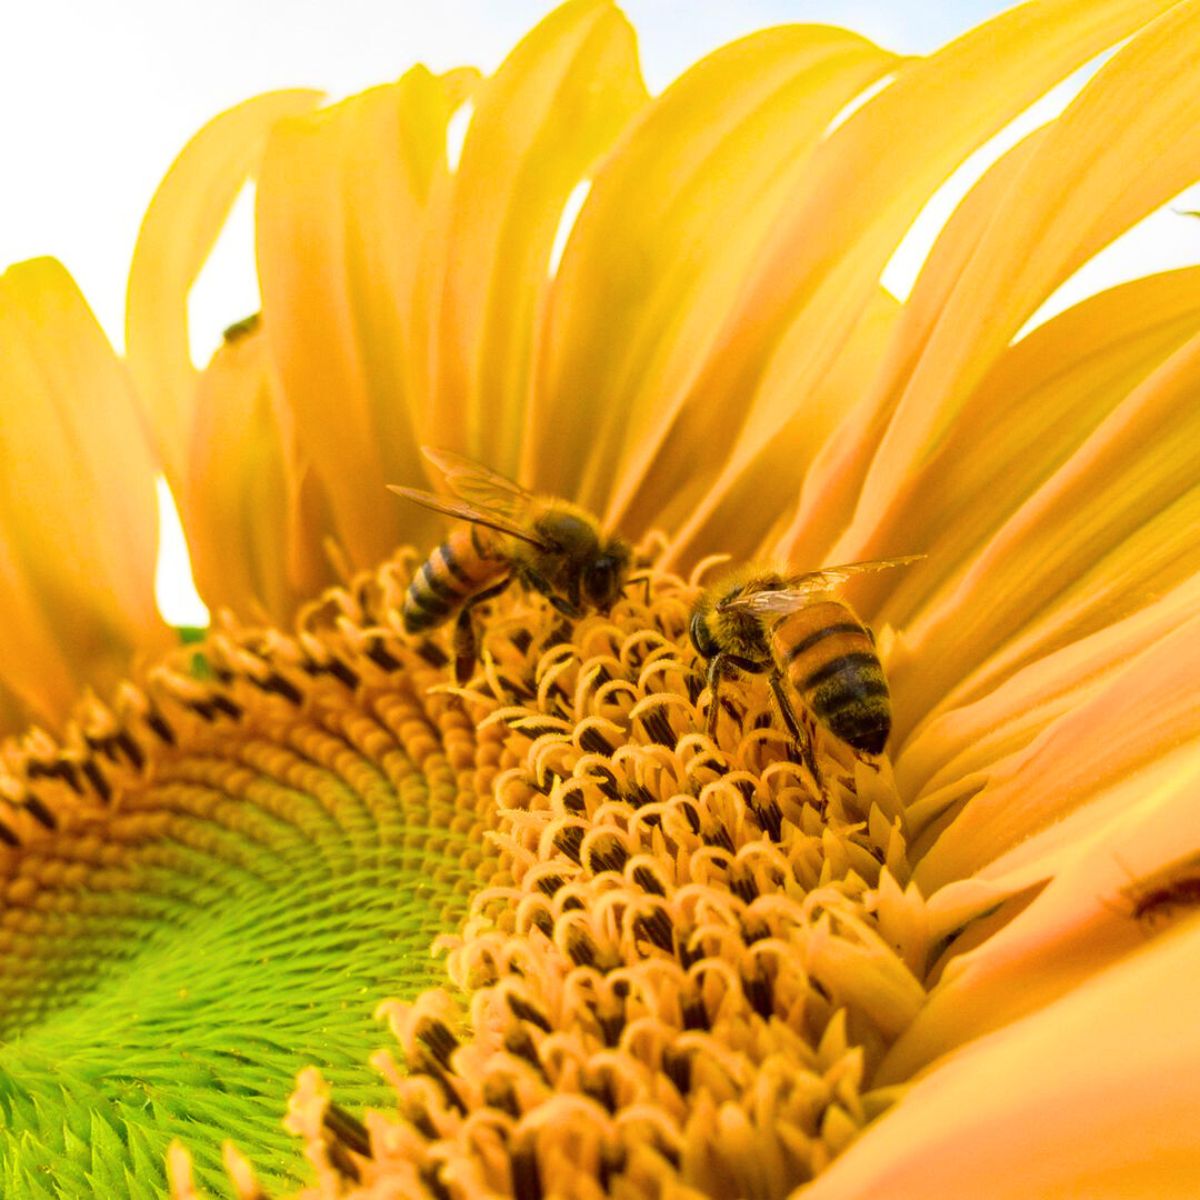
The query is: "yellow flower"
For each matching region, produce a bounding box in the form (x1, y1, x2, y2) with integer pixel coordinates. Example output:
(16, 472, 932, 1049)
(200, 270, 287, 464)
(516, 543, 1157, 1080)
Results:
(2, 1, 1200, 1197)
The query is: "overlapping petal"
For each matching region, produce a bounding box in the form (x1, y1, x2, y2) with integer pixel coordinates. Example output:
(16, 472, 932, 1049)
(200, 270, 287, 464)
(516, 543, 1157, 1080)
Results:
(894, 326, 1200, 754)
(878, 267, 1200, 670)
(428, 0, 648, 472)
(183, 326, 333, 622)
(819, 0, 1200, 561)
(803, 913, 1200, 1199)
(0, 259, 169, 730)
(624, 0, 1178, 546)
(881, 743, 1200, 1083)
(256, 66, 477, 570)
(125, 88, 323, 487)
(528, 24, 898, 520)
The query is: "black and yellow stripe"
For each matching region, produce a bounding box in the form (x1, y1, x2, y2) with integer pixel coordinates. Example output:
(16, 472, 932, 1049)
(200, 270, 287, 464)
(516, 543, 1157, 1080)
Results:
(402, 527, 506, 634)
(776, 599, 891, 755)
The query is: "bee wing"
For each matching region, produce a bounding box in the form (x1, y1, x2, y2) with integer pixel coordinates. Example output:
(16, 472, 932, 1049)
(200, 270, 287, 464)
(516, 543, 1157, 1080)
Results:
(421, 446, 536, 522)
(721, 556, 925, 616)
(387, 486, 555, 549)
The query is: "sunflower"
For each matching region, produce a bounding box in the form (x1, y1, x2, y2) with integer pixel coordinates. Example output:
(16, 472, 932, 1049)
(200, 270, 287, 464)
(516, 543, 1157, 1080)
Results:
(3, 0, 1200, 1196)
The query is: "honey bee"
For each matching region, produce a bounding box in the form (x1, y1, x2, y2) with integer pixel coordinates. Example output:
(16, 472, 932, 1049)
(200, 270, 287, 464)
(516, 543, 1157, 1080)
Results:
(389, 448, 632, 683)
(690, 558, 922, 763)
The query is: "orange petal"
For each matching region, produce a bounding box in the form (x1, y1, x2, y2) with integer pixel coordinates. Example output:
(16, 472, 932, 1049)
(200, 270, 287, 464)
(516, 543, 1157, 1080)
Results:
(818, 1, 1200, 583)
(125, 88, 322, 487)
(775, 127, 1045, 572)
(256, 67, 482, 569)
(896, 570, 1200, 801)
(804, 918, 1200, 1198)
(183, 327, 334, 624)
(879, 742, 1200, 1085)
(623, 0, 1176, 553)
(872, 266, 1200, 657)
(889, 328, 1200, 742)
(0, 525, 80, 729)
(430, 0, 647, 474)
(0, 259, 169, 729)
(672, 288, 902, 563)
(909, 608, 1200, 891)
(526, 24, 897, 518)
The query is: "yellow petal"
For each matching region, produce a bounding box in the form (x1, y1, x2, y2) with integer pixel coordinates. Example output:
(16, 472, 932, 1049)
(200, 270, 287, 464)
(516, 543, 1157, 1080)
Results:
(672, 288, 902, 563)
(430, 0, 647, 473)
(525, 24, 897, 517)
(802, 918, 1200, 1199)
(891, 329, 1200, 741)
(910, 609, 1200, 891)
(879, 743, 1200, 1084)
(0, 525, 80, 728)
(257, 67, 478, 568)
(183, 327, 334, 623)
(816, 2, 1200, 586)
(627, 0, 1176, 553)
(775, 127, 1045, 571)
(874, 266, 1200, 659)
(125, 88, 322, 486)
(896, 570, 1200, 800)
(0, 259, 169, 727)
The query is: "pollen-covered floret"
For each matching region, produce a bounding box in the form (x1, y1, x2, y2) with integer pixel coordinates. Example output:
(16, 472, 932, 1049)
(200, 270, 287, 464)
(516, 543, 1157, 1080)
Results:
(181, 551, 947, 1199)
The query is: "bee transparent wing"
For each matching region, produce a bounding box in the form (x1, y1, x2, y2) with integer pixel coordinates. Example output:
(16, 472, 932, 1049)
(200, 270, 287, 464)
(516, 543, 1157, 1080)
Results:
(421, 446, 535, 521)
(721, 556, 925, 616)
(387, 486, 554, 549)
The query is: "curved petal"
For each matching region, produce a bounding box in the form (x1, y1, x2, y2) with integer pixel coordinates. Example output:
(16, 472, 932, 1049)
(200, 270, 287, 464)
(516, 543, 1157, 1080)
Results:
(429, 0, 648, 474)
(673, 288, 902, 562)
(861, 1, 1200, 539)
(257, 67, 479, 569)
(525, 23, 897, 516)
(0, 259, 169, 729)
(890, 328, 1200, 740)
(821, 0, 1200, 579)
(775, 127, 1046, 570)
(801, 917, 1200, 1200)
(614, 0, 1177, 547)
(896, 570, 1200, 800)
(879, 742, 1200, 1084)
(125, 88, 323, 487)
(877, 267, 1200, 649)
(910, 609, 1200, 890)
(0, 525, 80, 729)
(183, 327, 335, 624)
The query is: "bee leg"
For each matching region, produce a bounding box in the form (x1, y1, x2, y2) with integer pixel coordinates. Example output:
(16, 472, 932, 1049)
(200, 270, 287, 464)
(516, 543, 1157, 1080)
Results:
(520, 568, 582, 619)
(769, 670, 823, 793)
(624, 570, 653, 605)
(705, 654, 766, 742)
(705, 655, 726, 741)
(453, 579, 511, 685)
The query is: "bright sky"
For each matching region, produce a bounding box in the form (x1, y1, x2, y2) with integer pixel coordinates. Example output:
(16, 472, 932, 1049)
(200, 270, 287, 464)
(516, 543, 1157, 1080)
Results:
(4, 1, 1200, 624)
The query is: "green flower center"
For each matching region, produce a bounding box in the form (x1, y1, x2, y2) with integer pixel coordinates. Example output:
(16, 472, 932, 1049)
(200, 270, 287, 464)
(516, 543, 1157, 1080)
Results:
(1, 550, 938, 1199)
(0, 552, 495, 1196)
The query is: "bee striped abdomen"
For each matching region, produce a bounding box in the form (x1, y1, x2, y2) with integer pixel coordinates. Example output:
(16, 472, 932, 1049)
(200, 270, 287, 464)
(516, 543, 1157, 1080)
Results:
(402, 526, 505, 634)
(777, 600, 891, 755)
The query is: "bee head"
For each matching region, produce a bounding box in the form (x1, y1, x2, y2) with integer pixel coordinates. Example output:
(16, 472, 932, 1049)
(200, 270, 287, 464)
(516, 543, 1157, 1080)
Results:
(582, 538, 632, 613)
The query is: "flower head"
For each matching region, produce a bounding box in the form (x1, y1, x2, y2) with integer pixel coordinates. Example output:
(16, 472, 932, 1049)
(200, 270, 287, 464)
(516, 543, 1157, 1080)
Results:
(3, 1, 1200, 1196)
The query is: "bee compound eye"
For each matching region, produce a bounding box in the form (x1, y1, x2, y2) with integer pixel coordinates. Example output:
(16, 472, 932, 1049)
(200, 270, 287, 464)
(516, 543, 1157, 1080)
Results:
(690, 611, 716, 659)
(585, 558, 616, 606)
